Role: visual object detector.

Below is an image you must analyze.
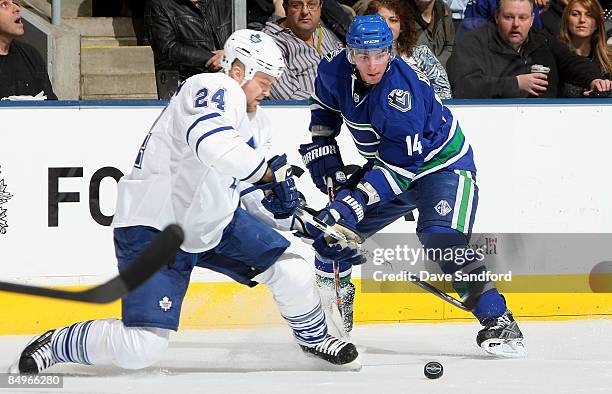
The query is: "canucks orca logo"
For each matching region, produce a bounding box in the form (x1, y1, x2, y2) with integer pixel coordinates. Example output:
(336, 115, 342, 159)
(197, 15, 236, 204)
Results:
(250, 33, 262, 43)
(387, 89, 412, 112)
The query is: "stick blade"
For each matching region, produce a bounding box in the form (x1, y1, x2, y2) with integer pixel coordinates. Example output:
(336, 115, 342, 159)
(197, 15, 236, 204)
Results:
(0, 224, 184, 304)
(291, 165, 305, 178)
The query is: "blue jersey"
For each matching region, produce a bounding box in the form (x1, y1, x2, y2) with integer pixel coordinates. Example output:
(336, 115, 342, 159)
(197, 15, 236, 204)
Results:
(309, 49, 476, 206)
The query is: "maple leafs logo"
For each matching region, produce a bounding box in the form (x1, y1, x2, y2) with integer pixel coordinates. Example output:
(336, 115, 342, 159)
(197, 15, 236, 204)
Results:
(0, 166, 13, 234)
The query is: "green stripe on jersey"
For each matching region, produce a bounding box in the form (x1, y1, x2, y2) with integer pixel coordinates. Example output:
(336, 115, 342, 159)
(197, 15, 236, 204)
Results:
(456, 170, 473, 233)
(374, 161, 412, 191)
(418, 125, 465, 173)
(343, 117, 374, 130)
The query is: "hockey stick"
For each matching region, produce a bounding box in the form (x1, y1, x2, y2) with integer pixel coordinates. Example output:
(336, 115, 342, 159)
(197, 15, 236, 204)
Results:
(325, 176, 346, 331)
(0, 224, 184, 303)
(294, 208, 478, 312)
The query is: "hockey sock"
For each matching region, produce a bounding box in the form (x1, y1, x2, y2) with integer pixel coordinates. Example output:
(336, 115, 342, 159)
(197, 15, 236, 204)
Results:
(419, 226, 507, 324)
(51, 320, 95, 365)
(284, 303, 328, 346)
(52, 319, 169, 369)
(472, 289, 507, 325)
(314, 255, 352, 286)
(254, 253, 328, 346)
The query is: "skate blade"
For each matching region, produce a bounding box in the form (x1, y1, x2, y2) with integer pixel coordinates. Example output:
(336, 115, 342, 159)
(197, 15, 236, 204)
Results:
(342, 357, 362, 372)
(481, 338, 527, 358)
(302, 352, 362, 371)
(6, 333, 40, 374)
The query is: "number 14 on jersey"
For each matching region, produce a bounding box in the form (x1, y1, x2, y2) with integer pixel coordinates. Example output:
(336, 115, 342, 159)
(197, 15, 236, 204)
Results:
(406, 134, 423, 156)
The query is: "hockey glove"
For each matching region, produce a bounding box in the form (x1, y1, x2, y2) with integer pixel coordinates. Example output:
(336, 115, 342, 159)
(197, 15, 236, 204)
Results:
(325, 188, 367, 228)
(259, 154, 300, 219)
(309, 213, 365, 265)
(306, 189, 367, 265)
(299, 137, 347, 194)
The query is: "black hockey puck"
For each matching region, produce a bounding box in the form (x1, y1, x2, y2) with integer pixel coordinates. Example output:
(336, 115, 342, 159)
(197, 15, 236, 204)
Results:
(424, 361, 443, 379)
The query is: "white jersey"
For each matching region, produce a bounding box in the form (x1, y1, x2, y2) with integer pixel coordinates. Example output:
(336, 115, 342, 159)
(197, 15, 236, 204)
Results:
(237, 108, 294, 232)
(112, 73, 268, 252)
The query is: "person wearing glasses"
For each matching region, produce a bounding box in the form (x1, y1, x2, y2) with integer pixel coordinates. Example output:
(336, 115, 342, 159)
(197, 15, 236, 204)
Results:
(0, 0, 57, 100)
(263, 0, 344, 99)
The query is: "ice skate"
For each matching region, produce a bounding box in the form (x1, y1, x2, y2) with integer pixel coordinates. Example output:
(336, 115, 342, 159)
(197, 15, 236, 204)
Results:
(8, 330, 58, 374)
(300, 334, 359, 367)
(477, 310, 526, 358)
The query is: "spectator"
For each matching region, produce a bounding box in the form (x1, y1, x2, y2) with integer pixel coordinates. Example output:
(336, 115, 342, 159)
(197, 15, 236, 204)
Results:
(558, 0, 612, 96)
(248, 0, 277, 30)
(541, 0, 568, 37)
(446, 0, 612, 97)
(352, 0, 372, 14)
(365, 0, 453, 97)
(320, 0, 355, 43)
(145, 0, 232, 99)
(262, 0, 343, 99)
(0, 0, 57, 100)
(458, 0, 546, 38)
(403, 0, 455, 68)
(268, 0, 354, 43)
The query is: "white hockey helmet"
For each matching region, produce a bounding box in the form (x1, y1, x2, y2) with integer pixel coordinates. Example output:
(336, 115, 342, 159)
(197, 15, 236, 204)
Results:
(221, 29, 285, 81)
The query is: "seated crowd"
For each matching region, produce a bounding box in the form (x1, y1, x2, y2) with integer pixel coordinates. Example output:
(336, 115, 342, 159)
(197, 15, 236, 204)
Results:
(1, 0, 610, 100)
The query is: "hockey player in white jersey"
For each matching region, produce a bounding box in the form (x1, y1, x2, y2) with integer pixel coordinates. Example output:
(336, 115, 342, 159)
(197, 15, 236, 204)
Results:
(10, 30, 358, 375)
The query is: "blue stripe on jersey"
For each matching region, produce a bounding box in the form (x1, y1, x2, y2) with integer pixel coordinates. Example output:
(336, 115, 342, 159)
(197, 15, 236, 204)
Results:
(194, 126, 234, 159)
(240, 158, 266, 182)
(246, 137, 255, 148)
(185, 112, 222, 144)
(239, 185, 258, 197)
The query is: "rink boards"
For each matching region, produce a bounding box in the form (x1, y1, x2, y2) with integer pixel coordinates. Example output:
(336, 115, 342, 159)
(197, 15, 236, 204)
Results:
(0, 100, 611, 334)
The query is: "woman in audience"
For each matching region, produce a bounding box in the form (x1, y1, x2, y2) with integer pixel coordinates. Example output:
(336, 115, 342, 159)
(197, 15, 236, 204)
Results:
(558, 0, 612, 97)
(365, 0, 452, 98)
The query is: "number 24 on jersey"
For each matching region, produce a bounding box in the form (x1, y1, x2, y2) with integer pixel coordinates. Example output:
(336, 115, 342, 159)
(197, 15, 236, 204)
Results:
(195, 87, 226, 111)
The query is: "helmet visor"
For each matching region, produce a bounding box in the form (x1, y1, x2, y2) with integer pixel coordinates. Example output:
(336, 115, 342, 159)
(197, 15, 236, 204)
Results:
(348, 47, 394, 66)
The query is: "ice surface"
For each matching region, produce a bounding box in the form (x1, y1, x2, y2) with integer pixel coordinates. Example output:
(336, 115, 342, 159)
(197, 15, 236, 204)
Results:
(1, 320, 611, 394)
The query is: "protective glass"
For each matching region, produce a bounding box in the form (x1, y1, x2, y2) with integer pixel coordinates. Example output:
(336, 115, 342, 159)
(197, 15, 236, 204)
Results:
(348, 47, 394, 66)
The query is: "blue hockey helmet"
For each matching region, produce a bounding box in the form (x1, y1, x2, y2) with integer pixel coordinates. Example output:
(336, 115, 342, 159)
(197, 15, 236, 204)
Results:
(346, 14, 394, 52)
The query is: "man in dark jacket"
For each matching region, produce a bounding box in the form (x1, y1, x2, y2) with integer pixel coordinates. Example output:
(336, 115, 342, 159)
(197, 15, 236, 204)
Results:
(0, 0, 57, 100)
(458, 0, 545, 38)
(447, 0, 612, 98)
(145, 0, 232, 99)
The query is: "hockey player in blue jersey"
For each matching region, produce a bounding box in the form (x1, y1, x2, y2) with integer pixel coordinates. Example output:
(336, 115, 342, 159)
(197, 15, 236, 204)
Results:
(10, 30, 359, 375)
(299, 14, 526, 357)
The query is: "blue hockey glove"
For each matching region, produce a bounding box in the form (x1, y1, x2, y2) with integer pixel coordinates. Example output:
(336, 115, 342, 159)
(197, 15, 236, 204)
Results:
(299, 137, 346, 194)
(259, 154, 300, 219)
(308, 211, 366, 265)
(304, 190, 367, 265)
(325, 188, 367, 228)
